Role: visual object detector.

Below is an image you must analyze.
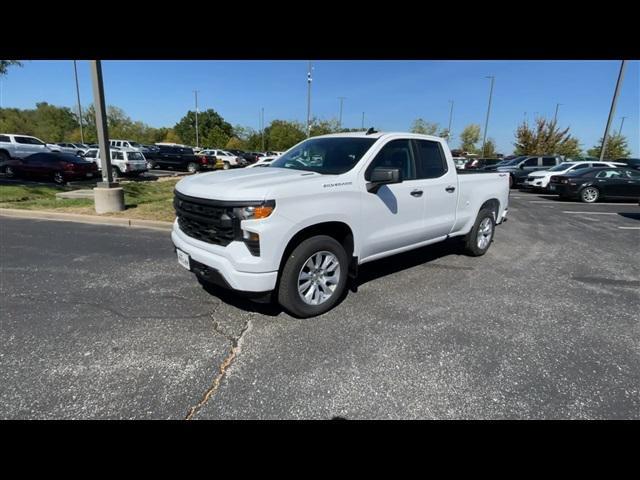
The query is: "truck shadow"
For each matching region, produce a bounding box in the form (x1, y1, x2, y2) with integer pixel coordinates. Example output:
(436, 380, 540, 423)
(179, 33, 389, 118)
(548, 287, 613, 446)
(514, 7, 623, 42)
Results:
(197, 277, 283, 317)
(618, 212, 640, 222)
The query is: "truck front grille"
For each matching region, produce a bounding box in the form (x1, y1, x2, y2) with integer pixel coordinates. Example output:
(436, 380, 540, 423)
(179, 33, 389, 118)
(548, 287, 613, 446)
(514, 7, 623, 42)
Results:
(174, 193, 236, 246)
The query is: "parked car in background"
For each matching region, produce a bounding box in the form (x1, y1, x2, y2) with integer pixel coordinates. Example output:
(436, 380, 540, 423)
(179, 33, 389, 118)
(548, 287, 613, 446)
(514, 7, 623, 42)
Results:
(496, 155, 563, 187)
(452, 157, 467, 170)
(1, 134, 57, 171)
(146, 145, 201, 172)
(226, 149, 246, 158)
(524, 161, 626, 190)
(109, 139, 147, 151)
(195, 149, 225, 170)
(240, 151, 262, 164)
(207, 149, 247, 169)
(83, 147, 148, 179)
(614, 158, 640, 170)
(549, 167, 640, 203)
(465, 158, 503, 170)
(4, 152, 98, 184)
(246, 156, 277, 168)
(54, 142, 89, 156)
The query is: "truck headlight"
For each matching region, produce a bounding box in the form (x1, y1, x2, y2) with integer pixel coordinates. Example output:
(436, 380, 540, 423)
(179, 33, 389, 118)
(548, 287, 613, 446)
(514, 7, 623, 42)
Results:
(232, 200, 275, 220)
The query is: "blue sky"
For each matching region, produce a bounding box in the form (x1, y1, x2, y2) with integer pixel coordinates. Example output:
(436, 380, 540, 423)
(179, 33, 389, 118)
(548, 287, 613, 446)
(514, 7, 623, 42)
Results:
(1, 60, 638, 156)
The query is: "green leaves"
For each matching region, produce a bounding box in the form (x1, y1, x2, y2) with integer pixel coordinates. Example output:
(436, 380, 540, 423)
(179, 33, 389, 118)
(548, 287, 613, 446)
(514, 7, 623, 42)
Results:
(587, 134, 631, 159)
(459, 124, 481, 153)
(0, 60, 23, 76)
(514, 118, 581, 157)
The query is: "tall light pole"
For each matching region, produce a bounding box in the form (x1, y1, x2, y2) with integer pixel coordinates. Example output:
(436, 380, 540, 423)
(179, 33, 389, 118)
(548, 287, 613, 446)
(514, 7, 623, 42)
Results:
(600, 60, 627, 161)
(261, 107, 265, 151)
(338, 96, 346, 130)
(554, 103, 562, 124)
(481, 76, 495, 157)
(73, 60, 84, 144)
(447, 100, 454, 142)
(618, 116, 627, 136)
(361, 112, 365, 130)
(306, 61, 312, 137)
(193, 90, 199, 148)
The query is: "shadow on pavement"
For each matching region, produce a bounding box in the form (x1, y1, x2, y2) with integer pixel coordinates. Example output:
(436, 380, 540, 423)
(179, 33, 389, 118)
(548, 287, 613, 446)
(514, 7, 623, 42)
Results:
(197, 277, 283, 317)
(618, 212, 640, 221)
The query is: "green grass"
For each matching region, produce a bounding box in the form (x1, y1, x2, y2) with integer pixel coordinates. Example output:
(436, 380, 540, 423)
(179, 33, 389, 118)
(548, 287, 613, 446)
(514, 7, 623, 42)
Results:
(0, 179, 179, 222)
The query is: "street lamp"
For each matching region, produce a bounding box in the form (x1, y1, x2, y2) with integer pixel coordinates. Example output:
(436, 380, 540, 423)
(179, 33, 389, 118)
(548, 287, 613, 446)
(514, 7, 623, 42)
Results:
(554, 103, 562, 123)
(306, 61, 313, 137)
(361, 112, 365, 130)
(193, 90, 199, 148)
(73, 60, 84, 144)
(447, 100, 454, 142)
(600, 60, 628, 160)
(481, 76, 495, 157)
(618, 116, 627, 136)
(338, 96, 346, 130)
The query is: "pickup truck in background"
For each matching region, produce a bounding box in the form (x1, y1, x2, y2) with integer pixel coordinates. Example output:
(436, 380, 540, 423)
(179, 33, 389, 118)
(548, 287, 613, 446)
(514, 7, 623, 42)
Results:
(144, 145, 202, 173)
(0, 134, 61, 171)
(172, 131, 509, 318)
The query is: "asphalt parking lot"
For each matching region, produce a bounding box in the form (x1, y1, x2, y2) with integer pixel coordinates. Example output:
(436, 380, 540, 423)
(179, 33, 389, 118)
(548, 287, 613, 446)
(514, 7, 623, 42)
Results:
(1, 190, 638, 419)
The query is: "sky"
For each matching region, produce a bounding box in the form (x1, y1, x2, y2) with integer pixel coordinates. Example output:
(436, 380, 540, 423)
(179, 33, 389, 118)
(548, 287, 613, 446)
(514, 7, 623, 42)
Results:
(1, 60, 638, 156)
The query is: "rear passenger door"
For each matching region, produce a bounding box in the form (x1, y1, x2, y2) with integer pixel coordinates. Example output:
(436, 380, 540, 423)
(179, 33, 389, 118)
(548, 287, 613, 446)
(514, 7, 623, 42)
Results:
(412, 139, 458, 239)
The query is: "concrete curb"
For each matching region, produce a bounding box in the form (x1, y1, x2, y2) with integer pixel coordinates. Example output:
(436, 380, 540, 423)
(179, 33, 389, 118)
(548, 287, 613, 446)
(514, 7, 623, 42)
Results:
(0, 208, 173, 232)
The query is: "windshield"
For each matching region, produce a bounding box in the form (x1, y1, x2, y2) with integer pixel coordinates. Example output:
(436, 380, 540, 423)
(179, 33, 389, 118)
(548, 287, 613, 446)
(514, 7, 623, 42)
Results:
(129, 141, 142, 148)
(549, 162, 576, 172)
(270, 137, 377, 174)
(127, 152, 144, 160)
(499, 156, 526, 166)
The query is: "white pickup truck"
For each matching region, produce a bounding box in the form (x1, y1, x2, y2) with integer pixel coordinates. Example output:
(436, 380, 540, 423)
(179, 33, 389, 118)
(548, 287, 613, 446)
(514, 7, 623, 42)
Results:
(0, 134, 61, 169)
(172, 131, 510, 317)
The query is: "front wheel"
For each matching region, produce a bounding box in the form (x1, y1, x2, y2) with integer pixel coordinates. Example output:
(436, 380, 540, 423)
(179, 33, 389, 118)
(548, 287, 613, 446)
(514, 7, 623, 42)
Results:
(580, 186, 599, 203)
(187, 162, 199, 173)
(223, 161, 230, 170)
(277, 235, 349, 318)
(146, 160, 156, 170)
(5, 165, 16, 178)
(53, 171, 65, 185)
(111, 167, 121, 180)
(464, 208, 495, 256)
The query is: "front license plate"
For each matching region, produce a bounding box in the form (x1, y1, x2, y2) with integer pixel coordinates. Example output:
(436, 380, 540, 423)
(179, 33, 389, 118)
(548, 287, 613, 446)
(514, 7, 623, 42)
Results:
(549, 185, 556, 191)
(176, 248, 191, 270)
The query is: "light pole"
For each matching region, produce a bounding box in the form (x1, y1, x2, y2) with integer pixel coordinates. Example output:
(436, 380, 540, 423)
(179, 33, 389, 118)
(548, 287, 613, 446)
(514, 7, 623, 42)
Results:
(554, 103, 562, 124)
(600, 60, 627, 161)
(73, 60, 84, 144)
(447, 100, 454, 142)
(306, 61, 312, 137)
(90, 60, 124, 213)
(361, 112, 365, 130)
(338, 96, 346, 130)
(481, 76, 495, 157)
(193, 90, 199, 148)
(261, 107, 265, 151)
(618, 116, 627, 136)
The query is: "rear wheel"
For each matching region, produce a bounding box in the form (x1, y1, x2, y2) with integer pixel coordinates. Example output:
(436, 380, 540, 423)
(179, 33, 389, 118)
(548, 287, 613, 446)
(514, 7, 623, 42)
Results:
(223, 161, 230, 170)
(277, 235, 349, 318)
(580, 187, 599, 203)
(53, 171, 65, 185)
(464, 208, 495, 256)
(146, 160, 156, 170)
(187, 162, 199, 173)
(5, 165, 15, 178)
(111, 167, 121, 180)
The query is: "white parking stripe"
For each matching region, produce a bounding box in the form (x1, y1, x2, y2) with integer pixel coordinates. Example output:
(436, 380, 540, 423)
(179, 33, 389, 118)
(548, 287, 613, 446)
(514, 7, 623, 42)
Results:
(562, 211, 617, 215)
(618, 226, 640, 230)
(529, 200, 637, 206)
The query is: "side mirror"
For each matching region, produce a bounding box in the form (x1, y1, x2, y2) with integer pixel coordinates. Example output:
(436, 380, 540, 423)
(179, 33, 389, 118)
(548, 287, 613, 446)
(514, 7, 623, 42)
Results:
(519, 163, 525, 169)
(367, 167, 402, 193)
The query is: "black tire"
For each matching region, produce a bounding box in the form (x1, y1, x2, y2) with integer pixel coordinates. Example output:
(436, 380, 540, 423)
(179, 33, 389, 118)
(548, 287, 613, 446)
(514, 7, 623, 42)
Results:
(146, 160, 156, 170)
(277, 235, 349, 318)
(53, 171, 65, 185)
(111, 167, 120, 180)
(5, 165, 16, 178)
(464, 208, 496, 257)
(579, 186, 599, 203)
(509, 175, 514, 188)
(187, 162, 199, 173)
(0, 151, 9, 164)
(223, 161, 230, 170)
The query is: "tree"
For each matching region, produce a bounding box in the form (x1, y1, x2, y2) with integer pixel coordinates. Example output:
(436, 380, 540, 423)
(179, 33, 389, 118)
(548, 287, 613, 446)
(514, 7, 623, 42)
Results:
(459, 124, 481, 153)
(483, 138, 497, 157)
(513, 118, 581, 157)
(586, 134, 631, 159)
(410, 118, 440, 135)
(173, 109, 233, 147)
(225, 137, 245, 150)
(0, 60, 22, 76)
(265, 120, 306, 151)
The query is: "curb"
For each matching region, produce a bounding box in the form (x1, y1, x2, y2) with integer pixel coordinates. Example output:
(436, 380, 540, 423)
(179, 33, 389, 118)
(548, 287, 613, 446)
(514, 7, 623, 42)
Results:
(0, 208, 174, 232)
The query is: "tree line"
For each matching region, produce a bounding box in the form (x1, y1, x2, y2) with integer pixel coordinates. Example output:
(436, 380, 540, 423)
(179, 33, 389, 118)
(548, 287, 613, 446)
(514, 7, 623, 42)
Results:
(0, 101, 632, 159)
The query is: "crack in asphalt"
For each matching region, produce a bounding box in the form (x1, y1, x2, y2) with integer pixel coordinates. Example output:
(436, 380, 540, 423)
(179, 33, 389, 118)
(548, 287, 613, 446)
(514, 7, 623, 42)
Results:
(184, 311, 252, 420)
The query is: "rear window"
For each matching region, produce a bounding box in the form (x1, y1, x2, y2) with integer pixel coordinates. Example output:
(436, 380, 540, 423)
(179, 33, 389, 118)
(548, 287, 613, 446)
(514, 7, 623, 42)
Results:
(0, 135, 10, 142)
(414, 140, 447, 179)
(15, 136, 45, 145)
(127, 152, 144, 160)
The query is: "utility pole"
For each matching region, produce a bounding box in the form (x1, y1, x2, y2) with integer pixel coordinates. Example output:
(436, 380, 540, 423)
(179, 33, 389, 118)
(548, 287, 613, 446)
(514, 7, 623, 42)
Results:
(193, 90, 199, 148)
(338, 96, 346, 130)
(361, 112, 365, 130)
(481, 76, 495, 157)
(306, 61, 312, 137)
(618, 116, 627, 136)
(600, 60, 627, 161)
(90, 60, 124, 213)
(261, 107, 265, 151)
(554, 103, 562, 124)
(73, 60, 84, 144)
(447, 100, 454, 142)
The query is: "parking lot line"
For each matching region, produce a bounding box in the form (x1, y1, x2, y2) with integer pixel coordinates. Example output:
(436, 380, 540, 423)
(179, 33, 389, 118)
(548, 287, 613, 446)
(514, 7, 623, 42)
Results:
(618, 226, 640, 230)
(562, 211, 617, 215)
(528, 200, 638, 206)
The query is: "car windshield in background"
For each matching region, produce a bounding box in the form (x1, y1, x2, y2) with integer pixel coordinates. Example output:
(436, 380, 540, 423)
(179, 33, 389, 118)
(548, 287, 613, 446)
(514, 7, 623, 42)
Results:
(129, 142, 142, 147)
(270, 137, 377, 174)
(128, 152, 144, 160)
(549, 162, 576, 171)
(500, 157, 526, 166)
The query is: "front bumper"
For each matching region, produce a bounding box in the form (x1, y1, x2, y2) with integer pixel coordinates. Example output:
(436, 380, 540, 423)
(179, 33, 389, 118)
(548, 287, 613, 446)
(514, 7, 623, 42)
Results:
(171, 224, 278, 293)
(524, 177, 547, 188)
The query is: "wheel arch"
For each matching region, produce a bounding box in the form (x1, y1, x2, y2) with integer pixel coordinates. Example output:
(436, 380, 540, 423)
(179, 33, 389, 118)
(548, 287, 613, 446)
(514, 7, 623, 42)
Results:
(478, 198, 501, 222)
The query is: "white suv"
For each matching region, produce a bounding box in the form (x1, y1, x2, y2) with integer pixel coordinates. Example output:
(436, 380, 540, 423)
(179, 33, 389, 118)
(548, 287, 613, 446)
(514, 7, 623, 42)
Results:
(202, 149, 247, 169)
(83, 148, 148, 179)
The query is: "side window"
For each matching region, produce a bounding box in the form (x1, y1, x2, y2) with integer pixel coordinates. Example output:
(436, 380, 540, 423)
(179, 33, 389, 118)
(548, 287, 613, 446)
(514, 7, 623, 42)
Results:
(365, 139, 416, 181)
(84, 150, 97, 159)
(414, 139, 447, 179)
(542, 157, 557, 166)
(573, 163, 590, 170)
(523, 157, 539, 167)
(0, 135, 10, 142)
(624, 169, 640, 178)
(114, 151, 124, 160)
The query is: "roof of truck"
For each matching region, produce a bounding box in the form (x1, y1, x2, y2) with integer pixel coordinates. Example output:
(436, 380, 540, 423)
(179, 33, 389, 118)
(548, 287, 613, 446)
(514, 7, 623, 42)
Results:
(315, 131, 444, 141)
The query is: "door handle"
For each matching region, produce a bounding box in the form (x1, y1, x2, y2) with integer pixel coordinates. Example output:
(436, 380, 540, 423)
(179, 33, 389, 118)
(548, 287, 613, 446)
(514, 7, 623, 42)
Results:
(410, 189, 423, 197)
(445, 185, 456, 193)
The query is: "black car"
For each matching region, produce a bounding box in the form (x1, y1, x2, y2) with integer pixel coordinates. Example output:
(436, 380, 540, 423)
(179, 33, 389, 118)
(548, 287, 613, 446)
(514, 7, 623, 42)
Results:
(226, 149, 245, 157)
(145, 145, 200, 172)
(614, 158, 640, 170)
(241, 152, 262, 164)
(548, 166, 640, 203)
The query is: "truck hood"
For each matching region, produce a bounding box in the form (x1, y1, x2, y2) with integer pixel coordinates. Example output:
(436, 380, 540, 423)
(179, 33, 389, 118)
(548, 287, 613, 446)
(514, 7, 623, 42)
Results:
(174, 167, 324, 201)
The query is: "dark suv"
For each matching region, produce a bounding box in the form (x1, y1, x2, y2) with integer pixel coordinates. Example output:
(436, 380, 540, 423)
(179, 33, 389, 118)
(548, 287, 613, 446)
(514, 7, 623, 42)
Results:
(496, 155, 563, 187)
(145, 145, 201, 172)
